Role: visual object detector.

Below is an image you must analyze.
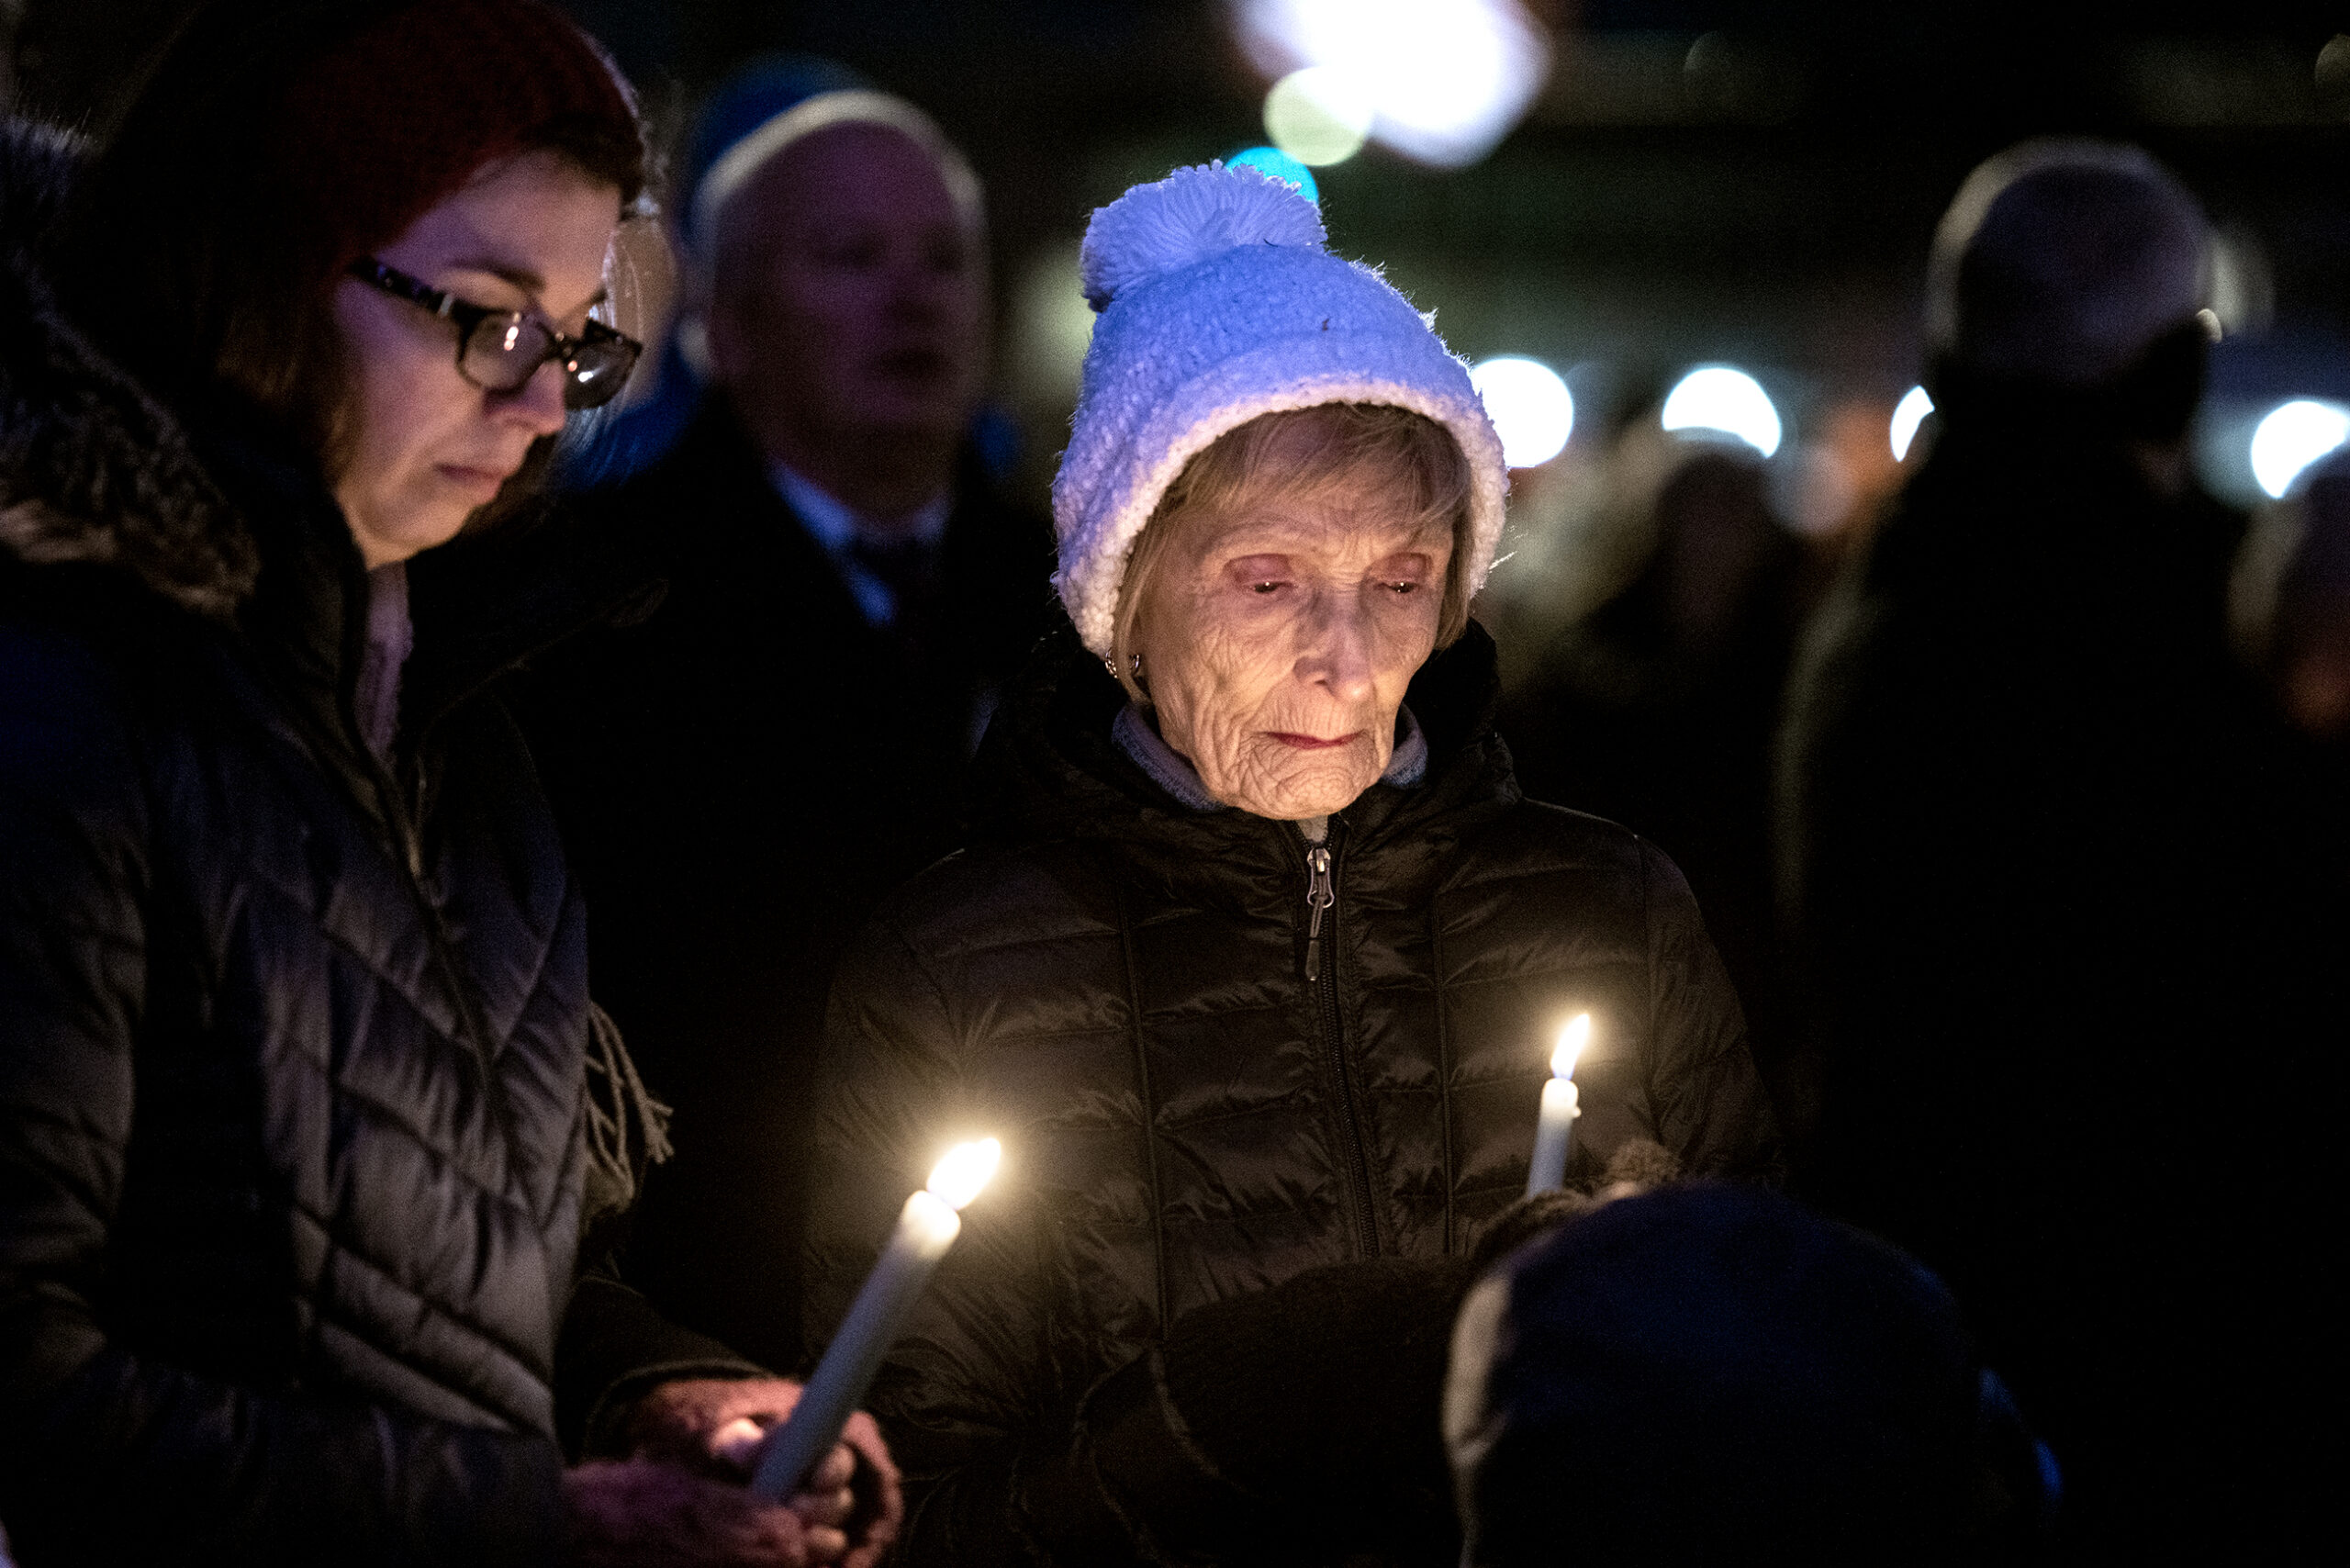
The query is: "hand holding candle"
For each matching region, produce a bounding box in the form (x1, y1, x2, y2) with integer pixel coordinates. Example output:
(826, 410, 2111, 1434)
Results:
(1526, 1014, 1589, 1196)
(749, 1137, 1002, 1502)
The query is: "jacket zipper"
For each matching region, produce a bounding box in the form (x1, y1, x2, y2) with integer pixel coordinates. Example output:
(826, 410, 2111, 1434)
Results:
(352, 732, 500, 1081)
(1304, 836, 1380, 1258)
(249, 571, 504, 1082)
(1304, 845, 1336, 983)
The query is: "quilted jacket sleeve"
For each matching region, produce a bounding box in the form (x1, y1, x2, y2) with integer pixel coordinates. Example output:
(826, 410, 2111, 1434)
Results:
(1633, 837, 1785, 1181)
(803, 912, 1074, 1566)
(0, 624, 563, 1567)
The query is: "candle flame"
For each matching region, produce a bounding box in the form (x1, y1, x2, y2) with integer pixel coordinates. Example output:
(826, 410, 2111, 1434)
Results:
(927, 1137, 1002, 1211)
(1551, 1014, 1590, 1080)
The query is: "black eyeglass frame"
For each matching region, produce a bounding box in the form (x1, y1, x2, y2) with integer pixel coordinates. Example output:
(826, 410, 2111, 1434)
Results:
(347, 257, 643, 409)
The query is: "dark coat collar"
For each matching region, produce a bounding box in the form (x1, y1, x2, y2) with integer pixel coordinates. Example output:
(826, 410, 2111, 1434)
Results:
(968, 618, 1523, 904)
(0, 114, 364, 713)
(0, 119, 261, 621)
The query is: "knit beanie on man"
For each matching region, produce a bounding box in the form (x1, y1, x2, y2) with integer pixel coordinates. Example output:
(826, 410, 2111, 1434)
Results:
(1052, 162, 1508, 657)
(1926, 139, 2210, 389)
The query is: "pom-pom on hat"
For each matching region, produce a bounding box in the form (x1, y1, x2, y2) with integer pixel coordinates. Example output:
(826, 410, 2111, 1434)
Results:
(1052, 162, 1507, 657)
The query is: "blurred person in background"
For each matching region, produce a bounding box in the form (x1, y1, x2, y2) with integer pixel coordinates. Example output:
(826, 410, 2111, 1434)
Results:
(511, 60, 1055, 1377)
(2233, 447, 2350, 750)
(1778, 140, 2338, 1556)
(1445, 1182, 2058, 1568)
(2228, 451, 2350, 930)
(804, 163, 1779, 1568)
(0, 3, 900, 1563)
(1500, 426, 1810, 1138)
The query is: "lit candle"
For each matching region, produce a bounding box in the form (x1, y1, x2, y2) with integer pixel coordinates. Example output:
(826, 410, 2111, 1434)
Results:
(749, 1137, 1002, 1501)
(1525, 1014, 1589, 1196)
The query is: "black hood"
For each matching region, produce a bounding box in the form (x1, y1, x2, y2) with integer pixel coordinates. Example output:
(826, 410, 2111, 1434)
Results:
(0, 118, 261, 620)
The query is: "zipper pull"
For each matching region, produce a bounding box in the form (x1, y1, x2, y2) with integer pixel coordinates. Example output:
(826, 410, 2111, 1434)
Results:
(1304, 844, 1335, 982)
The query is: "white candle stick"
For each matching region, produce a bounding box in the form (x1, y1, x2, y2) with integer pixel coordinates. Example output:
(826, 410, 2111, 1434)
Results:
(750, 1137, 1001, 1501)
(1526, 1014, 1589, 1196)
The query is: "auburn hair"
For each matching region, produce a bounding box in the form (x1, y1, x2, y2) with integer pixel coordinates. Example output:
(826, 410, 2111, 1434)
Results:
(58, 0, 643, 476)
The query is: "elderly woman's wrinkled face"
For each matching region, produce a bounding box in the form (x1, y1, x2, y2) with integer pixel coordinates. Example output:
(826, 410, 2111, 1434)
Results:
(1134, 446, 1453, 821)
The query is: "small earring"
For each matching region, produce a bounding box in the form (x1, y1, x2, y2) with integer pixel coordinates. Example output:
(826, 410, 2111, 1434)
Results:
(1130, 652, 1144, 676)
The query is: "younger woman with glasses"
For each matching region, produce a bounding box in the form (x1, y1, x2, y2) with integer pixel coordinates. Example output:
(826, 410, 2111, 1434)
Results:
(0, 3, 897, 1563)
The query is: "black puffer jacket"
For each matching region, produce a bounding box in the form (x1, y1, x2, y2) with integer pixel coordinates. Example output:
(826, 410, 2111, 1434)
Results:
(0, 123, 747, 1565)
(803, 626, 1780, 1564)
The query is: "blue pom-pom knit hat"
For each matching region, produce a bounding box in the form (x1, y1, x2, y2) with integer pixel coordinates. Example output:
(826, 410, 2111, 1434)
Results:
(1051, 162, 1509, 657)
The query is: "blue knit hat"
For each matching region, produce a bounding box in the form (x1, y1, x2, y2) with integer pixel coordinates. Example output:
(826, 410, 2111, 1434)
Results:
(1052, 162, 1507, 656)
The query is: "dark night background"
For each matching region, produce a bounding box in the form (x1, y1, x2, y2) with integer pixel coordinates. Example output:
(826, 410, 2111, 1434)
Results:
(2, 6, 2341, 1559)
(11, 0, 2350, 523)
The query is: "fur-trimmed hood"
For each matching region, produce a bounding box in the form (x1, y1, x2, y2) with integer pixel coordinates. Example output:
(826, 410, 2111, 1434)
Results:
(0, 118, 260, 619)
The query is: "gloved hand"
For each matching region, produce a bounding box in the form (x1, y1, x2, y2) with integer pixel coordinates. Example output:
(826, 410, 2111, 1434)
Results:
(1052, 1139, 1686, 1568)
(1467, 1138, 1684, 1276)
(1080, 1254, 1471, 1567)
(563, 1457, 833, 1567)
(616, 1379, 901, 1568)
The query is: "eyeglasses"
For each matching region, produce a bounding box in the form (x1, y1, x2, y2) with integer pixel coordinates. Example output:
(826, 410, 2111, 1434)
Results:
(348, 258, 643, 410)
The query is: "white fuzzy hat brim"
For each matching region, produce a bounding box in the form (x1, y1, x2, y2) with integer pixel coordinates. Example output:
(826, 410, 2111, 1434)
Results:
(1055, 341, 1507, 657)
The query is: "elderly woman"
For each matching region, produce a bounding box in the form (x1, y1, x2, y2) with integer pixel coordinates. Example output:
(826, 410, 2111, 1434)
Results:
(802, 165, 1779, 1565)
(0, 3, 897, 1563)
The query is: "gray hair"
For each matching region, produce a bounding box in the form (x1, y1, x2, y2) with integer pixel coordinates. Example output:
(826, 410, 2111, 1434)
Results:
(691, 88, 983, 258)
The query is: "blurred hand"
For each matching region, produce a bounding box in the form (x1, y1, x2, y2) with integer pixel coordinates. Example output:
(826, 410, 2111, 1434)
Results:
(627, 1378, 805, 1478)
(1472, 1138, 1684, 1273)
(563, 1458, 822, 1568)
(627, 1379, 903, 1568)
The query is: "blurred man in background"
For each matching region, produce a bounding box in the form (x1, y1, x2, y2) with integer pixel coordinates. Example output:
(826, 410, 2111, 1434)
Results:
(1778, 140, 2338, 1555)
(518, 61, 1054, 1373)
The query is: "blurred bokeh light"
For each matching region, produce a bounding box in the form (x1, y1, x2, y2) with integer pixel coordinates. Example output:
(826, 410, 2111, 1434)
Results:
(1662, 366, 1784, 459)
(1890, 386, 1934, 461)
(1225, 145, 1320, 202)
(1264, 64, 1374, 165)
(2250, 399, 2350, 498)
(1233, 0, 1551, 169)
(1471, 355, 1574, 467)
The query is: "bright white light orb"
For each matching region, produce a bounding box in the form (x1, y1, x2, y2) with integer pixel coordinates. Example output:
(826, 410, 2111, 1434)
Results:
(2250, 399, 2350, 498)
(1471, 356, 1574, 468)
(1265, 65, 1375, 165)
(1550, 1013, 1591, 1079)
(927, 1138, 1002, 1211)
(1661, 366, 1782, 458)
(1236, 0, 1550, 170)
(1890, 385, 1934, 462)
